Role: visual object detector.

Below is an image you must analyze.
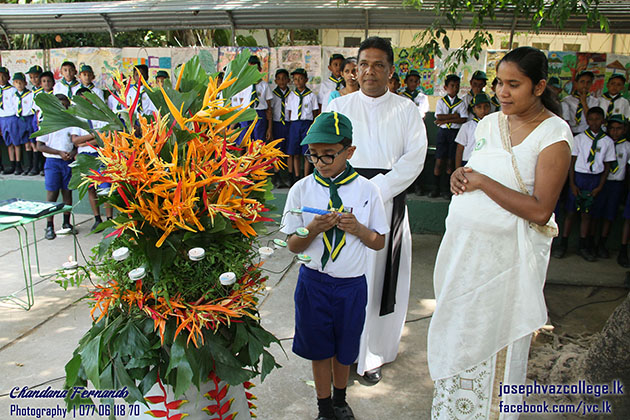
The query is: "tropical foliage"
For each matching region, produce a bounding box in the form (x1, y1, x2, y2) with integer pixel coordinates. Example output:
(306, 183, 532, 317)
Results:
(34, 50, 283, 417)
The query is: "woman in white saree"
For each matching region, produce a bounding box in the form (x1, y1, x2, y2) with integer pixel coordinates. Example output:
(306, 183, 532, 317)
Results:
(428, 47, 573, 419)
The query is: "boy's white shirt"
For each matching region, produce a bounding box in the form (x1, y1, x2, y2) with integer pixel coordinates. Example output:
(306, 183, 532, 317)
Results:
(286, 89, 319, 121)
(125, 85, 157, 116)
(281, 174, 390, 278)
(76, 119, 107, 154)
(435, 94, 468, 129)
(8, 88, 34, 116)
(42, 126, 80, 158)
(454, 119, 479, 162)
(608, 141, 630, 181)
(318, 74, 342, 112)
(270, 86, 290, 122)
(231, 81, 273, 111)
(598, 94, 630, 120)
(53, 79, 81, 98)
(0, 84, 17, 117)
(572, 130, 616, 174)
(561, 94, 600, 134)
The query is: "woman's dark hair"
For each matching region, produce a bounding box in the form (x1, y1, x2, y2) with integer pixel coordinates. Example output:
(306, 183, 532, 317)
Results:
(358, 37, 394, 67)
(340, 57, 357, 87)
(498, 46, 561, 116)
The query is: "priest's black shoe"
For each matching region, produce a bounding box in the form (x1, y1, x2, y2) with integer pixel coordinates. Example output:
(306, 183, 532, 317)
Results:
(362, 367, 382, 384)
(334, 405, 355, 420)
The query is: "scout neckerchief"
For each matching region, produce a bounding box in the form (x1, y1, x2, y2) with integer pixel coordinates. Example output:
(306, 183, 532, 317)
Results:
(272, 87, 289, 125)
(402, 89, 418, 101)
(131, 84, 144, 114)
(250, 84, 259, 108)
(573, 92, 590, 124)
(585, 129, 606, 172)
(491, 94, 501, 110)
(295, 87, 312, 119)
(610, 136, 627, 174)
(61, 78, 79, 98)
(329, 75, 343, 91)
(313, 162, 359, 268)
(15, 89, 31, 117)
(33, 87, 43, 96)
(0, 84, 12, 109)
(442, 95, 462, 129)
(472, 116, 480, 123)
(603, 92, 619, 119)
(81, 82, 95, 90)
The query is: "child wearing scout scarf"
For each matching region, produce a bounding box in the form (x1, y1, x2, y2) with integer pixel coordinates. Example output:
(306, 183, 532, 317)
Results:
(555, 106, 616, 261)
(53, 61, 80, 98)
(281, 112, 388, 420)
(8, 72, 35, 175)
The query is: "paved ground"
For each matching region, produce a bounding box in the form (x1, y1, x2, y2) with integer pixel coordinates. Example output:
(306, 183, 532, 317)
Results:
(0, 213, 627, 419)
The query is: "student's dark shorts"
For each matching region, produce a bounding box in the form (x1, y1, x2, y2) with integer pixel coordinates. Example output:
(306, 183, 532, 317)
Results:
(44, 158, 72, 191)
(238, 110, 268, 144)
(624, 192, 630, 219)
(293, 265, 367, 366)
(566, 172, 601, 213)
(15, 115, 35, 144)
(435, 127, 459, 160)
(592, 180, 624, 221)
(272, 121, 290, 154)
(288, 119, 312, 155)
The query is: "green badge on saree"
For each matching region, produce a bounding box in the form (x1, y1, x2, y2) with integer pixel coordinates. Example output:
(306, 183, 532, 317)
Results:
(474, 138, 486, 151)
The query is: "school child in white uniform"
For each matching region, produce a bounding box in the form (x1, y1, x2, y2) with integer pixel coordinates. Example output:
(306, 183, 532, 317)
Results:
(592, 114, 630, 259)
(31, 71, 55, 176)
(554, 107, 616, 261)
(36, 94, 79, 240)
(561, 70, 599, 135)
(126, 64, 157, 118)
(455, 93, 491, 168)
(318, 53, 345, 113)
(489, 77, 500, 113)
(78, 65, 105, 101)
(231, 55, 273, 144)
(287, 68, 320, 182)
(462, 70, 487, 120)
(7, 72, 35, 175)
(281, 112, 388, 420)
(432, 74, 468, 198)
(598, 74, 630, 120)
(400, 69, 429, 118)
(53, 61, 81, 99)
(0, 66, 17, 174)
(270, 68, 291, 188)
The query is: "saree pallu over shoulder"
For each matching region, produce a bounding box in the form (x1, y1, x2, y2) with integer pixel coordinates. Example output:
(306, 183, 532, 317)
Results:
(427, 112, 571, 381)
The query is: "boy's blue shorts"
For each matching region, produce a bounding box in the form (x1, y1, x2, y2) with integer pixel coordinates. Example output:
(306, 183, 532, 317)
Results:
(238, 110, 268, 144)
(592, 180, 624, 221)
(1, 116, 19, 146)
(272, 121, 290, 154)
(435, 127, 459, 160)
(566, 172, 601, 213)
(15, 115, 35, 143)
(44, 158, 72, 191)
(623, 191, 630, 220)
(288, 119, 312, 155)
(293, 265, 367, 366)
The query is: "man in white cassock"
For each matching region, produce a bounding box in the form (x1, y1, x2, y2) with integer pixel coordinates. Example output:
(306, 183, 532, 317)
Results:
(328, 37, 427, 383)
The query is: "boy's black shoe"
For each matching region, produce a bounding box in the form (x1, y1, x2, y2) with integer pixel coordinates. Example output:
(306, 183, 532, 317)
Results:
(45, 226, 56, 240)
(91, 220, 102, 232)
(551, 243, 567, 259)
(579, 247, 597, 262)
(28, 166, 39, 176)
(62, 223, 77, 234)
(597, 244, 610, 259)
(14, 163, 23, 175)
(618, 251, 630, 268)
(429, 187, 440, 198)
(333, 405, 355, 420)
(3, 164, 14, 175)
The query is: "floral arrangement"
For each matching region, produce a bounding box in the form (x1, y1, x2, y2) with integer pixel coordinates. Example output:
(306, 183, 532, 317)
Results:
(34, 51, 284, 419)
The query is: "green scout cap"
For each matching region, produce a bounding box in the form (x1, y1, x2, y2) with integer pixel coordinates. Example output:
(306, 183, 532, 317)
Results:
(301, 112, 353, 146)
(472, 93, 491, 106)
(156, 70, 169, 78)
(79, 65, 94, 74)
(0, 67, 9, 75)
(12, 72, 26, 81)
(608, 114, 626, 125)
(390, 73, 400, 81)
(472, 70, 487, 80)
(26, 65, 43, 75)
(291, 68, 308, 77)
(548, 77, 561, 88)
(577, 70, 594, 80)
(609, 73, 627, 83)
(248, 55, 261, 65)
(405, 70, 420, 79)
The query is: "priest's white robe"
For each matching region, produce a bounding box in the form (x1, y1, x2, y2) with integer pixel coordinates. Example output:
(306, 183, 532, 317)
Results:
(328, 90, 428, 375)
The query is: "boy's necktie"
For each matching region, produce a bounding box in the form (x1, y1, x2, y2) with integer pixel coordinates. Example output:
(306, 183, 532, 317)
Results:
(250, 84, 259, 108)
(610, 137, 627, 174)
(603, 92, 618, 119)
(573, 92, 590, 124)
(273, 87, 289, 125)
(133, 85, 144, 114)
(0, 84, 12, 109)
(16, 90, 31, 117)
(585, 129, 606, 171)
(442, 95, 461, 129)
(62, 79, 79, 98)
(329, 75, 343, 91)
(313, 162, 359, 268)
(295, 88, 312, 119)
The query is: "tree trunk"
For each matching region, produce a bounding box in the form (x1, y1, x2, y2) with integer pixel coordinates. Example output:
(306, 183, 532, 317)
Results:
(582, 292, 630, 416)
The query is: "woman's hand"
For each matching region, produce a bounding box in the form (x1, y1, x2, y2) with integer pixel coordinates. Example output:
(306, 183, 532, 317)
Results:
(451, 167, 486, 195)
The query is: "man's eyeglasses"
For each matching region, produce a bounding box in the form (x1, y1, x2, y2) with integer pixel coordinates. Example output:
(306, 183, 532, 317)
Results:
(304, 146, 348, 165)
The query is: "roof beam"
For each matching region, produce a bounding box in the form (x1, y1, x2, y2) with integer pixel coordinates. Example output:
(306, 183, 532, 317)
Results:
(100, 13, 115, 46)
(364, 9, 369, 39)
